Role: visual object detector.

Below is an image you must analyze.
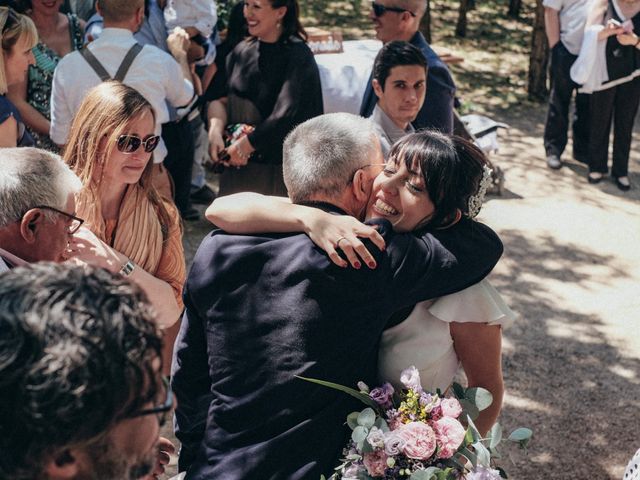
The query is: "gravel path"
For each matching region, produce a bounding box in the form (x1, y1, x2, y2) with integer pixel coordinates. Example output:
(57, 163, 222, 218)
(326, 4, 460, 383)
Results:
(170, 104, 640, 480)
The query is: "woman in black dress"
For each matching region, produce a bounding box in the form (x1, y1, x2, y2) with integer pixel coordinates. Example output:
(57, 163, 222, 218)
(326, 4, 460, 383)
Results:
(205, 0, 323, 196)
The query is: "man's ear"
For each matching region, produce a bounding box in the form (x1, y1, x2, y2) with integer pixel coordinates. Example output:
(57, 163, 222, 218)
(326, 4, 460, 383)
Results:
(19, 210, 43, 244)
(372, 78, 384, 100)
(95, 0, 102, 15)
(351, 169, 373, 203)
(43, 450, 80, 479)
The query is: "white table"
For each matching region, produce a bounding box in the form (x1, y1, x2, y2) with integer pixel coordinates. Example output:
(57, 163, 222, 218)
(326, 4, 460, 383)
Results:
(314, 39, 382, 114)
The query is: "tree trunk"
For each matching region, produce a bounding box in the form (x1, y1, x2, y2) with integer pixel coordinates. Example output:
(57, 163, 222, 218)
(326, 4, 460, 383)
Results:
(508, 0, 522, 18)
(455, 0, 469, 37)
(420, 0, 432, 43)
(528, 0, 549, 100)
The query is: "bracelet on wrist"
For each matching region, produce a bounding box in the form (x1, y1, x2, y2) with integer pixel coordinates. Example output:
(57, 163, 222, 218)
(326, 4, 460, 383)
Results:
(119, 259, 136, 277)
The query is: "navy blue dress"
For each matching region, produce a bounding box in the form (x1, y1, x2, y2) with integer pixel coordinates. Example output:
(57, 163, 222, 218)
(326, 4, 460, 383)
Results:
(0, 95, 34, 147)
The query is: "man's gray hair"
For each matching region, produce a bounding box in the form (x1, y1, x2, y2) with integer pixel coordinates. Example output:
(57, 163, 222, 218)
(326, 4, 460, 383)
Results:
(283, 113, 379, 203)
(0, 148, 82, 228)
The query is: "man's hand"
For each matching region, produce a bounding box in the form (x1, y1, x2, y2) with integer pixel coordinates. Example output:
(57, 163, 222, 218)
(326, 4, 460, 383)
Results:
(167, 27, 190, 60)
(616, 31, 639, 47)
(140, 437, 176, 480)
(208, 127, 225, 163)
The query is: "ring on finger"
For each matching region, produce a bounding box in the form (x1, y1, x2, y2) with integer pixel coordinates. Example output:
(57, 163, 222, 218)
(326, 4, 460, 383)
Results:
(336, 237, 347, 248)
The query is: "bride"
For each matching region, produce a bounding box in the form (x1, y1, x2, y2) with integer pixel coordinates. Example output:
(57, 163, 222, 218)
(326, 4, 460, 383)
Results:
(206, 130, 515, 434)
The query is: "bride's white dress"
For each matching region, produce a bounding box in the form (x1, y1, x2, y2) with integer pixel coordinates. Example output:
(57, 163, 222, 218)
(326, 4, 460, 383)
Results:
(378, 279, 516, 393)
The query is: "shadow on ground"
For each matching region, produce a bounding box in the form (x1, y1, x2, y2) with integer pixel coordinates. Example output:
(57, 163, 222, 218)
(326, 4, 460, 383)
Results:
(490, 229, 639, 478)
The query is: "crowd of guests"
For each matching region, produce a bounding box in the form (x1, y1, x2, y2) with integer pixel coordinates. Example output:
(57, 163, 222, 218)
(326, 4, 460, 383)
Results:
(0, 0, 636, 478)
(543, 0, 640, 191)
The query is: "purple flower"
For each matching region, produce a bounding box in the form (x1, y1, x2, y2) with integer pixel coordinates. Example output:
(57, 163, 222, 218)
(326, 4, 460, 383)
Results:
(366, 426, 386, 449)
(370, 382, 394, 408)
(384, 431, 406, 456)
(466, 466, 504, 480)
(400, 366, 423, 393)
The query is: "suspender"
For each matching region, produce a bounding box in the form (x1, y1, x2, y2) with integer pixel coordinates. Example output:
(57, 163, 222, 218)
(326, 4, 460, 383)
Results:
(80, 43, 144, 82)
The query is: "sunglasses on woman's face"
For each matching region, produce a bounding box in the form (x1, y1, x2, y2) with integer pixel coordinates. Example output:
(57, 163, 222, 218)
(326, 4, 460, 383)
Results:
(116, 134, 160, 154)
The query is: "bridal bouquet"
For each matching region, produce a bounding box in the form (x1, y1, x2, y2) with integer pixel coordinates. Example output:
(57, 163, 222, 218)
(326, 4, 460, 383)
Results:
(301, 367, 531, 480)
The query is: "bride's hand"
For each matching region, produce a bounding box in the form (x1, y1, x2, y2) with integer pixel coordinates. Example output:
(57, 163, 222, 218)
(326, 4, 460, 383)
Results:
(302, 211, 385, 269)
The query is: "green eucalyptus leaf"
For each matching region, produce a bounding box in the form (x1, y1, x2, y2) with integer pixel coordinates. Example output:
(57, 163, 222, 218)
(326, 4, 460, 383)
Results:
(347, 411, 360, 430)
(361, 440, 374, 454)
(465, 387, 493, 411)
(357, 408, 376, 429)
(296, 376, 380, 410)
(352, 425, 368, 448)
(508, 428, 533, 444)
(448, 454, 469, 471)
(473, 441, 491, 467)
(451, 382, 465, 399)
(466, 416, 482, 443)
(489, 422, 503, 449)
(459, 399, 480, 420)
(457, 447, 478, 467)
(374, 416, 390, 432)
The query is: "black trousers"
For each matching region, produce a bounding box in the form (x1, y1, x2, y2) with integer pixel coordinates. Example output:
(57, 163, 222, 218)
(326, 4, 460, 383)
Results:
(162, 117, 195, 214)
(588, 76, 640, 177)
(544, 42, 590, 160)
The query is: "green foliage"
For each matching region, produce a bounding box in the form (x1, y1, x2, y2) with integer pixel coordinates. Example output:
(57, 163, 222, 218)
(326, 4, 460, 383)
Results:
(296, 376, 380, 410)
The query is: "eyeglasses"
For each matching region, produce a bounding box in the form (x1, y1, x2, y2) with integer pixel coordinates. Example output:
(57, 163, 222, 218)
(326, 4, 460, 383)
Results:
(348, 163, 387, 184)
(31, 205, 84, 234)
(371, 2, 416, 17)
(129, 377, 174, 427)
(116, 134, 160, 154)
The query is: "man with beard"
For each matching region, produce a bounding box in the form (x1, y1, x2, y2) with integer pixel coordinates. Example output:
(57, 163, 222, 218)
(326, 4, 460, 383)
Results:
(0, 263, 174, 480)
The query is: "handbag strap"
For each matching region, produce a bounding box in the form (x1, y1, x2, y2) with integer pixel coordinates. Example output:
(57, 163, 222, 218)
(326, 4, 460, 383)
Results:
(80, 43, 144, 82)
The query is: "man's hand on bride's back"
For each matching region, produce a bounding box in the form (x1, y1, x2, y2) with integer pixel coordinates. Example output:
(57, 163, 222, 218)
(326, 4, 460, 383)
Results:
(303, 212, 385, 270)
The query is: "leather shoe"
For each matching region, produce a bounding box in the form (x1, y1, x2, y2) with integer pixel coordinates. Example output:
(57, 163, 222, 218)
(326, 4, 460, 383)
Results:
(613, 176, 631, 191)
(546, 154, 562, 169)
(180, 206, 201, 221)
(190, 185, 216, 205)
(587, 172, 603, 184)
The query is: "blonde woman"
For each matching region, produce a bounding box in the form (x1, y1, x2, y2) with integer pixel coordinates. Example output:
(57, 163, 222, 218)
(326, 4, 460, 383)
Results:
(0, 6, 37, 147)
(64, 81, 186, 331)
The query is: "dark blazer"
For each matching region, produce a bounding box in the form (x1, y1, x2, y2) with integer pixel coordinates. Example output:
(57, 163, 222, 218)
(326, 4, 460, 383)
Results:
(360, 32, 457, 134)
(172, 204, 502, 480)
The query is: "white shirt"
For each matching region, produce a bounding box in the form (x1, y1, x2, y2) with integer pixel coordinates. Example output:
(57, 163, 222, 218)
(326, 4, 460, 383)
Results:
(164, 0, 217, 37)
(543, 0, 589, 55)
(370, 104, 415, 159)
(50, 28, 194, 163)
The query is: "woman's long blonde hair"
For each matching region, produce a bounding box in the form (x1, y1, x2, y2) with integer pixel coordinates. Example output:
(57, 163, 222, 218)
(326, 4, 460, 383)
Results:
(0, 7, 37, 94)
(63, 81, 171, 234)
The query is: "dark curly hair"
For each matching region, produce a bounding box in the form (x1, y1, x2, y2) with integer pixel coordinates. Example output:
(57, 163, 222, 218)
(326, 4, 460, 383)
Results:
(0, 263, 163, 480)
(388, 130, 489, 229)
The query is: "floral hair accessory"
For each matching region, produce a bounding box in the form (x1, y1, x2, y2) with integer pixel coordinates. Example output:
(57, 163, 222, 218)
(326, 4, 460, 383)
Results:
(468, 165, 493, 218)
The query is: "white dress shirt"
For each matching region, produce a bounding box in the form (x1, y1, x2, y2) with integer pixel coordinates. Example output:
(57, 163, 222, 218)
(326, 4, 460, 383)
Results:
(370, 104, 415, 159)
(542, 0, 589, 55)
(50, 28, 194, 163)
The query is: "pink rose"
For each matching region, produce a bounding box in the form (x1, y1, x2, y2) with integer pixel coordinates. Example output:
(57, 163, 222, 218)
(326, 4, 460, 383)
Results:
(396, 421, 437, 460)
(432, 416, 466, 458)
(363, 449, 388, 477)
(440, 398, 462, 418)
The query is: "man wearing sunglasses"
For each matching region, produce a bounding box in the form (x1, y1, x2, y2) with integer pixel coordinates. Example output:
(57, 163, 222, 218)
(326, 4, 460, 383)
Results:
(360, 0, 457, 134)
(0, 147, 83, 272)
(0, 263, 174, 480)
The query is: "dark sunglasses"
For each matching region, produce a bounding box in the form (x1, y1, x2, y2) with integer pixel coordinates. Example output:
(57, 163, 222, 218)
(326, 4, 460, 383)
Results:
(371, 2, 416, 17)
(129, 377, 174, 427)
(30, 205, 84, 234)
(116, 134, 160, 154)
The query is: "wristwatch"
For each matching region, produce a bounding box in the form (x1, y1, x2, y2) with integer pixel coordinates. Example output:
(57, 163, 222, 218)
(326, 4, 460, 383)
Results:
(119, 259, 136, 277)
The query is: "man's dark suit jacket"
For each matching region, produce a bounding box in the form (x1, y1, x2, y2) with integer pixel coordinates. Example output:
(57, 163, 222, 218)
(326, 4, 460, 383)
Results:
(360, 32, 457, 134)
(172, 204, 502, 480)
